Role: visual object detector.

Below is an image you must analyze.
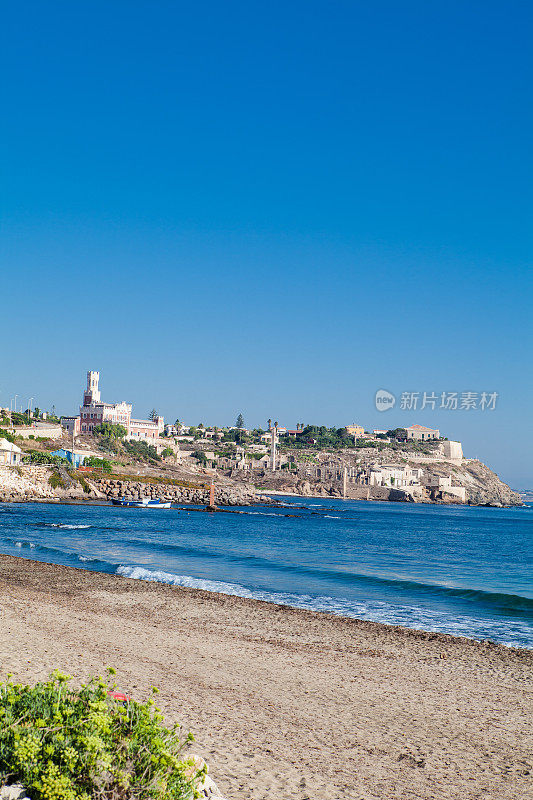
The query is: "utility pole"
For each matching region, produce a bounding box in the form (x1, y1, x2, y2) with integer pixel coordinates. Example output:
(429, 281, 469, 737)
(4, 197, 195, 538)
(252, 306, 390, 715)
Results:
(270, 422, 278, 471)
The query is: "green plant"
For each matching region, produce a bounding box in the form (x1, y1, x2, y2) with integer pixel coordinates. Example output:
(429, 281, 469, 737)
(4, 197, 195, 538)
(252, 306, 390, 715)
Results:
(123, 440, 161, 464)
(76, 476, 91, 494)
(49, 470, 68, 490)
(0, 670, 202, 800)
(26, 451, 71, 467)
(10, 412, 32, 427)
(0, 428, 16, 444)
(191, 450, 208, 467)
(83, 457, 112, 473)
(92, 423, 127, 440)
(161, 448, 174, 459)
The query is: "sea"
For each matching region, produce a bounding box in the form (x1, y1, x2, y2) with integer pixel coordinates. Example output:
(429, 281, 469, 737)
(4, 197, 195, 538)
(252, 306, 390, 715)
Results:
(0, 498, 531, 649)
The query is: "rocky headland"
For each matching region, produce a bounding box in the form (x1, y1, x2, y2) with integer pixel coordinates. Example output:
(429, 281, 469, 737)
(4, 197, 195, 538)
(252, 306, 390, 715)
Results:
(0, 451, 522, 508)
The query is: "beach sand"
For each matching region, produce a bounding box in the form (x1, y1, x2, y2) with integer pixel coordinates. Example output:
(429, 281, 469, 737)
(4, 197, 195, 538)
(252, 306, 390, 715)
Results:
(0, 554, 531, 800)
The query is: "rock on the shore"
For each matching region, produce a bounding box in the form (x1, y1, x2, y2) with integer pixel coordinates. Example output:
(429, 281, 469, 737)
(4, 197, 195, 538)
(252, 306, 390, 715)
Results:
(0, 466, 56, 502)
(0, 465, 266, 507)
(185, 754, 228, 799)
(0, 786, 30, 800)
(93, 477, 262, 507)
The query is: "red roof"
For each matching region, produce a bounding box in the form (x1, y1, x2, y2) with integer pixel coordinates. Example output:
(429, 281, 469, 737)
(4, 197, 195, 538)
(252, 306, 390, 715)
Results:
(407, 424, 439, 432)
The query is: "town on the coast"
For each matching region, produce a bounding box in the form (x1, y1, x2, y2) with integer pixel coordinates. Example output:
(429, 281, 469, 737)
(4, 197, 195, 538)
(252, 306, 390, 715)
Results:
(0, 370, 522, 507)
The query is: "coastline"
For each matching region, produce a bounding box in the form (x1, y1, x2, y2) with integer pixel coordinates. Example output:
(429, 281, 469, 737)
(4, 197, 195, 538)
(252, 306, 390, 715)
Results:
(1, 554, 531, 800)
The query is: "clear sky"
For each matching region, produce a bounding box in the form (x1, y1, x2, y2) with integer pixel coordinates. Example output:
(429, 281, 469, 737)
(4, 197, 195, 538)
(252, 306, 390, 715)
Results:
(1, 1, 531, 486)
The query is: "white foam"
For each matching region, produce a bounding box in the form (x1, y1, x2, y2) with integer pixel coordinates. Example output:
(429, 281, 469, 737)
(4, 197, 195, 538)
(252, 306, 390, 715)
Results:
(116, 565, 258, 598)
(49, 524, 91, 530)
(115, 565, 532, 649)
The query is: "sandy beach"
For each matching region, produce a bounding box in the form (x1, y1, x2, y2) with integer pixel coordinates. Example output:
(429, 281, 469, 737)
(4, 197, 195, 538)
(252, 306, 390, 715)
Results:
(0, 554, 531, 800)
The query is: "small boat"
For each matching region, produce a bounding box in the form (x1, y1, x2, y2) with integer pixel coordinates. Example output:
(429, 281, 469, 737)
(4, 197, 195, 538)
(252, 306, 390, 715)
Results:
(112, 497, 172, 509)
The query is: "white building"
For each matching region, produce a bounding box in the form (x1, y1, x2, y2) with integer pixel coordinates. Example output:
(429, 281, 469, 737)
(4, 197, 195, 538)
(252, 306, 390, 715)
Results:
(0, 438, 23, 466)
(368, 464, 423, 488)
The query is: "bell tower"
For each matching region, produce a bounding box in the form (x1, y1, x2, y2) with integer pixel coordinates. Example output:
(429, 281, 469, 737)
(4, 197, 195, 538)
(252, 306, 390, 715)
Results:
(83, 370, 101, 406)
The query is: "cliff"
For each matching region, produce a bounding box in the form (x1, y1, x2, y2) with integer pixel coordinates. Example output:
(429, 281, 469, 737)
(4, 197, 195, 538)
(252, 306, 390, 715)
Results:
(458, 460, 522, 506)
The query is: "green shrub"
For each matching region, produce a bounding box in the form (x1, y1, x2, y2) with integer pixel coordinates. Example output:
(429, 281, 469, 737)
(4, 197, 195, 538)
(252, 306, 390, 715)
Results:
(191, 451, 207, 467)
(49, 471, 68, 490)
(0, 428, 16, 444)
(25, 451, 71, 467)
(0, 670, 202, 800)
(161, 448, 174, 459)
(93, 423, 127, 440)
(77, 476, 91, 494)
(123, 440, 161, 463)
(10, 412, 32, 427)
(83, 457, 112, 473)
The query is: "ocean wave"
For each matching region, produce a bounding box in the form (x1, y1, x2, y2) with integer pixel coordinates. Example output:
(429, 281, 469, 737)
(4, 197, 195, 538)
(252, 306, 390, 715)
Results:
(44, 523, 92, 530)
(105, 539, 533, 615)
(115, 565, 532, 648)
(244, 511, 283, 516)
(116, 565, 258, 597)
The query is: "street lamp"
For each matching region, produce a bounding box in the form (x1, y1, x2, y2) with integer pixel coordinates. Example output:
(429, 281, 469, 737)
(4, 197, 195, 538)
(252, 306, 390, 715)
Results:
(28, 397, 34, 422)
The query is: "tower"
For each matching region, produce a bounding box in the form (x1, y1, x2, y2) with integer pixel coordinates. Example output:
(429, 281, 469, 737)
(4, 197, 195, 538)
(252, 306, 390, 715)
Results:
(270, 422, 278, 471)
(83, 371, 101, 406)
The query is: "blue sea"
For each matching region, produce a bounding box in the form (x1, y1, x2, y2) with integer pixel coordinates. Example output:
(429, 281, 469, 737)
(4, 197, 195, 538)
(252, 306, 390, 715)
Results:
(0, 498, 531, 649)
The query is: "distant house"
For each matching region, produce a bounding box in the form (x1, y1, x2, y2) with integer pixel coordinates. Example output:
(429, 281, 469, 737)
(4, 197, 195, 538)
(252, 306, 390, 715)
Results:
(61, 416, 81, 436)
(368, 464, 423, 488)
(0, 438, 23, 466)
(346, 424, 364, 437)
(373, 429, 388, 436)
(406, 424, 440, 441)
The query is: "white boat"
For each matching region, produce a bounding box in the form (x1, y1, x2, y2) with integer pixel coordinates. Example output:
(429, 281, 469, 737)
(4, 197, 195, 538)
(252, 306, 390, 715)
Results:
(112, 497, 172, 509)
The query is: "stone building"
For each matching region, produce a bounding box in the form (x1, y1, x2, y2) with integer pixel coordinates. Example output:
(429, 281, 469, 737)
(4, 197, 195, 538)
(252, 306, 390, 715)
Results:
(440, 440, 463, 463)
(406, 424, 440, 440)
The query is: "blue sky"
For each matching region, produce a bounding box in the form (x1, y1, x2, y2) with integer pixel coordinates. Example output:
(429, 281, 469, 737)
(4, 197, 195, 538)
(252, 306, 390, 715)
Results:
(1, 1, 531, 486)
